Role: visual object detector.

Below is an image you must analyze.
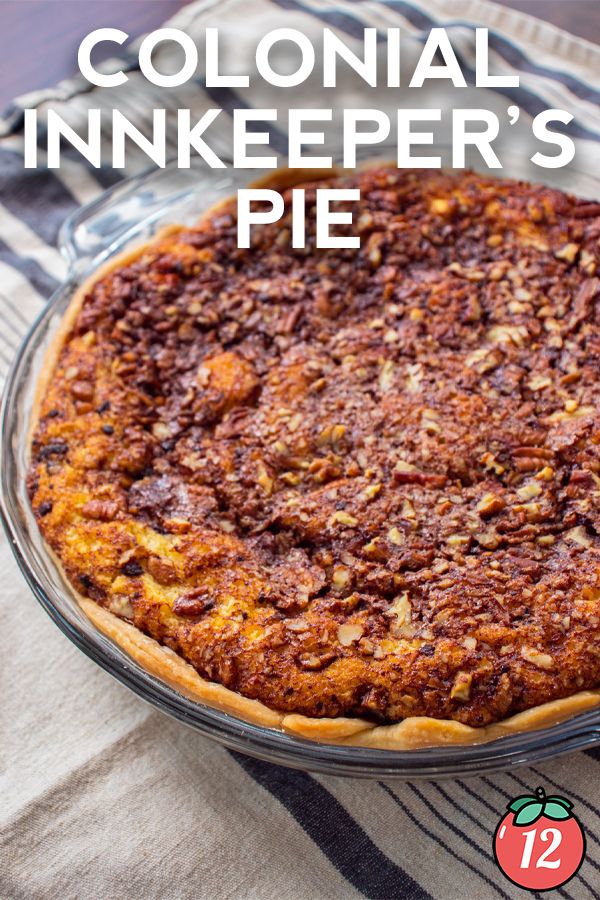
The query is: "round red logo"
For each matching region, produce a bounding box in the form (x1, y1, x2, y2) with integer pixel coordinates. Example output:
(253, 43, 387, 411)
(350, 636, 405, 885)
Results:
(493, 786, 586, 891)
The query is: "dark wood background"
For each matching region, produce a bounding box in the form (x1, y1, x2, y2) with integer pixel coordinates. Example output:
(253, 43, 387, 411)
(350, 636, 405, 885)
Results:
(0, 0, 599, 109)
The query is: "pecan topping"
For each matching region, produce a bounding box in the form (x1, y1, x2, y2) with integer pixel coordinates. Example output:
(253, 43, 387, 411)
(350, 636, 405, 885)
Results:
(29, 166, 600, 728)
(80, 499, 119, 521)
(173, 589, 214, 617)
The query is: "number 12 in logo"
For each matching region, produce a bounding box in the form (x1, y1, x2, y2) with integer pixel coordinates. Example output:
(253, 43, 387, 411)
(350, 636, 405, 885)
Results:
(493, 786, 586, 891)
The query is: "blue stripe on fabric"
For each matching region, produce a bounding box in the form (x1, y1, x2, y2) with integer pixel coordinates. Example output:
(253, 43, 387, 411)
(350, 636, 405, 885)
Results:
(376, 0, 600, 104)
(273, 0, 600, 142)
(0, 240, 60, 298)
(585, 745, 600, 763)
(431, 782, 581, 900)
(379, 782, 513, 900)
(231, 752, 431, 899)
(0, 146, 81, 247)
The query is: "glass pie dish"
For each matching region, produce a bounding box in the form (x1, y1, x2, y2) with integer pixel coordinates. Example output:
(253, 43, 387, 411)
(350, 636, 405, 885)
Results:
(3, 148, 600, 778)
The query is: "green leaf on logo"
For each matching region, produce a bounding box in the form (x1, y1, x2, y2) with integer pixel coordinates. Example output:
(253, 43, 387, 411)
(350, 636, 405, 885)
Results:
(546, 795, 573, 810)
(544, 801, 572, 820)
(508, 795, 536, 813)
(514, 801, 544, 825)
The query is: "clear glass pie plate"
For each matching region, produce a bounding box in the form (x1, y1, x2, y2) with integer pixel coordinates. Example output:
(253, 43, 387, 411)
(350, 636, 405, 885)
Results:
(2, 149, 600, 778)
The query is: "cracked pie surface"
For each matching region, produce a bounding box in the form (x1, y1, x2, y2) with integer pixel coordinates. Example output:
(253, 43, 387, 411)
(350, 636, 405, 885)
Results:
(28, 166, 600, 746)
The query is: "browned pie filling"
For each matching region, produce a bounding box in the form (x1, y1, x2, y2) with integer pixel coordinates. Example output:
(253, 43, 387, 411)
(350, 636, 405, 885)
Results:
(29, 166, 600, 728)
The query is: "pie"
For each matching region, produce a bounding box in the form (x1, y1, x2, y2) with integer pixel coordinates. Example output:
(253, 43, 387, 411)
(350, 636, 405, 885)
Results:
(28, 165, 600, 749)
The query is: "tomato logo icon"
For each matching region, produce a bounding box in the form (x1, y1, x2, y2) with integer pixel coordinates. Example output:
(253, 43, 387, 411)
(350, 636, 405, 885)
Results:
(493, 786, 586, 891)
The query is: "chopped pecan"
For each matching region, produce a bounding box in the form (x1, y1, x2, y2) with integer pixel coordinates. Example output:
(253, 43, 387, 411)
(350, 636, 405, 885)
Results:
(147, 555, 178, 585)
(81, 499, 119, 521)
(71, 380, 94, 401)
(173, 588, 214, 616)
(296, 650, 338, 671)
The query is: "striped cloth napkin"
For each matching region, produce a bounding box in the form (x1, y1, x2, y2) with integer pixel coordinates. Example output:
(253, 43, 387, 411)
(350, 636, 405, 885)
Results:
(1, 2, 600, 897)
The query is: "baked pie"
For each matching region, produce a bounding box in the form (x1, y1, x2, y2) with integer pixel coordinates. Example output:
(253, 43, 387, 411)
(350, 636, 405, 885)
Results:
(29, 165, 600, 749)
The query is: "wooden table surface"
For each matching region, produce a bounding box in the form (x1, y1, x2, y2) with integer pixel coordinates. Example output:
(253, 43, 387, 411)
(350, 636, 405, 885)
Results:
(0, 0, 598, 110)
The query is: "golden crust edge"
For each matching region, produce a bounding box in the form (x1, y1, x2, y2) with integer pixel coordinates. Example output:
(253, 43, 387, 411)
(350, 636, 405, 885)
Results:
(30, 164, 600, 750)
(79, 598, 600, 749)
(78, 597, 284, 729)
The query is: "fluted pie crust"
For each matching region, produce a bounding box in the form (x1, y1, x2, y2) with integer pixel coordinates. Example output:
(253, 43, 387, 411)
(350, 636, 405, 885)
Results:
(77, 596, 600, 749)
(29, 165, 600, 750)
